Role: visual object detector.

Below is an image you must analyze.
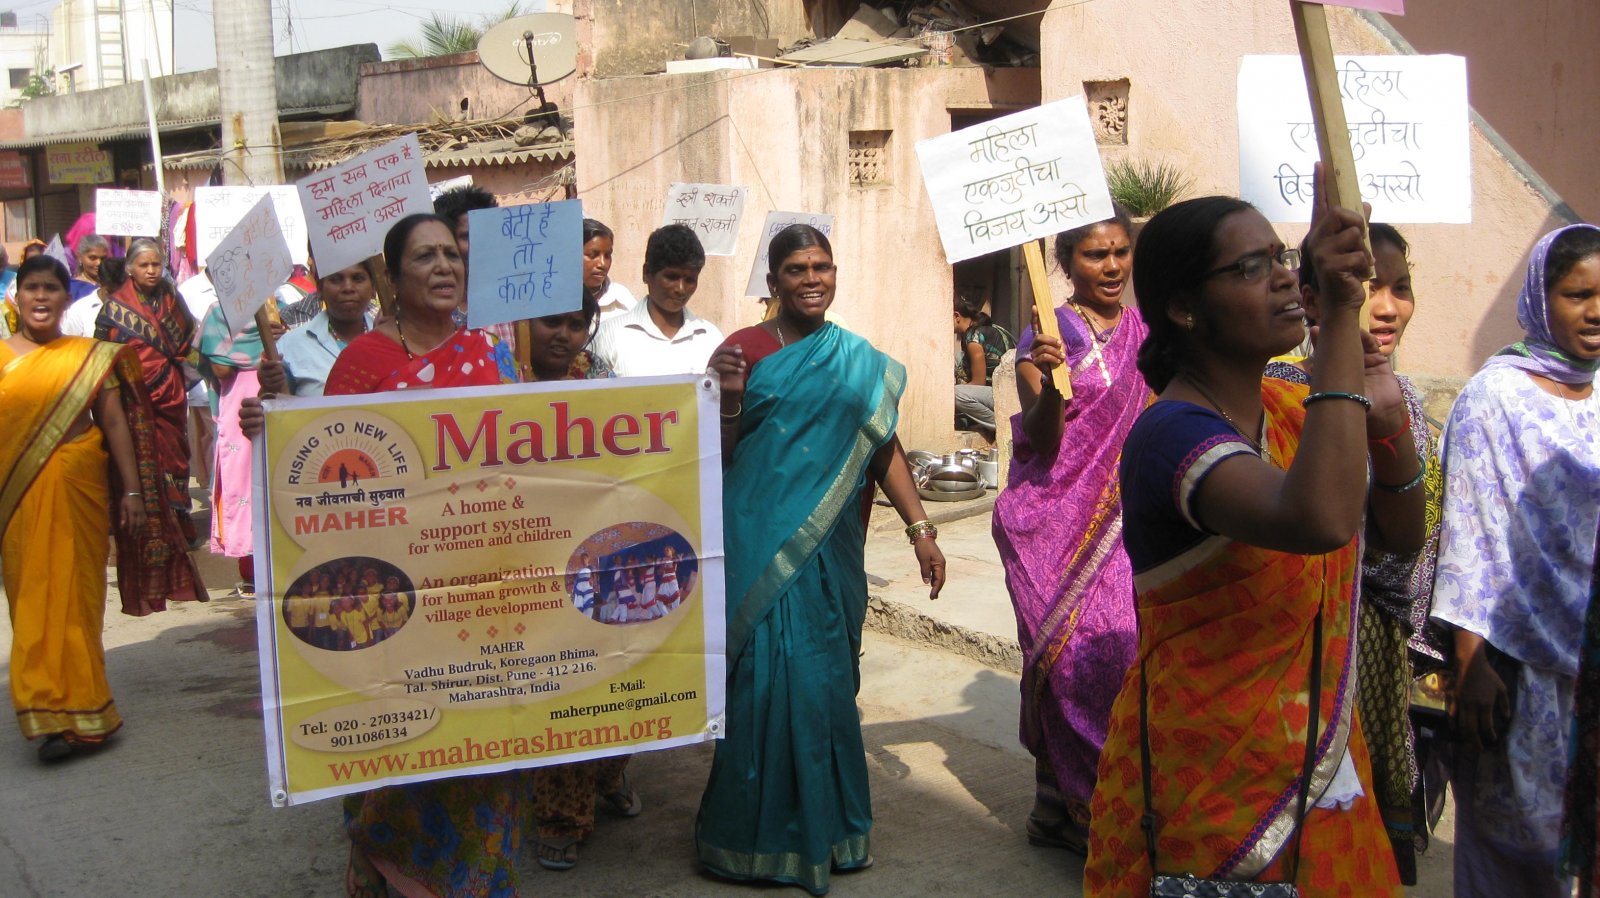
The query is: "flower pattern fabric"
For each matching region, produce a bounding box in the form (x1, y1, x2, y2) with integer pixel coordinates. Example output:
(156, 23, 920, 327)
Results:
(1432, 365, 1600, 864)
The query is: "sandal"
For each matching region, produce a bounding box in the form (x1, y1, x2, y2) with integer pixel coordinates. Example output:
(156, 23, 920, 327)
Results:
(833, 854, 875, 873)
(37, 735, 72, 762)
(345, 845, 390, 898)
(599, 774, 643, 818)
(1025, 814, 1088, 855)
(535, 836, 579, 871)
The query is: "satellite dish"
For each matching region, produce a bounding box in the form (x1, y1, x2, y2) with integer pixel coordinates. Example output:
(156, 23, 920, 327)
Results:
(478, 13, 578, 86)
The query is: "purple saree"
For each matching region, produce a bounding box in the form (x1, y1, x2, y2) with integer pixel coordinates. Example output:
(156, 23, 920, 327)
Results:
(992, 303, 1150, 828)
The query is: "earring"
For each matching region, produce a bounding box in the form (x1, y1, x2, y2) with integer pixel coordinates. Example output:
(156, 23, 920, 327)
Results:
(1184, 314, 1194, 329)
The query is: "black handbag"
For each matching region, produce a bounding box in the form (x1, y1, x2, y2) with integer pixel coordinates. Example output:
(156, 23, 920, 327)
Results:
(1141, 611, 1322, 898)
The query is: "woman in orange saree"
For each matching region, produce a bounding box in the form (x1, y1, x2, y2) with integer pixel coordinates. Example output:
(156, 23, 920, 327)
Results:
(1, 257, 204, 762)
(1086, 175, 1422, 897)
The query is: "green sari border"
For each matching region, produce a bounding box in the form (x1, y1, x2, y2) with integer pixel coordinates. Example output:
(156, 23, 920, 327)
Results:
(726, 360, 905, 662)
(699, 832, 871, 896)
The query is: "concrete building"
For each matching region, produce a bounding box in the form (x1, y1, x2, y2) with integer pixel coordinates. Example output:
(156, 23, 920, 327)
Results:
(49, 0, 175, 91)
(573, 0, 1585, 449)
(0, 44, 375, 246)
(353, 51, 576, 206)
(0, 13, 51, 108)
(1390, 0, 1599, 223)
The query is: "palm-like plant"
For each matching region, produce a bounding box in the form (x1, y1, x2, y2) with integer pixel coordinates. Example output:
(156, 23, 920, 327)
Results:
(1105, 157, 1195, 218)
(386, 2, 529, 59)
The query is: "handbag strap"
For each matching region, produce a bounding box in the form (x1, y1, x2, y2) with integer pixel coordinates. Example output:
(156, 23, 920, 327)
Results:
(1140, 608, 1323, 882)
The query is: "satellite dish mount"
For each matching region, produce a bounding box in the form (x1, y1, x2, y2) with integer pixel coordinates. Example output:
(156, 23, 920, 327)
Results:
(522, 30, 564, 141)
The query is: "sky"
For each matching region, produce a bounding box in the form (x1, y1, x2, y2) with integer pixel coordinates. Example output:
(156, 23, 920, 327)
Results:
(5, 0, 544, 74)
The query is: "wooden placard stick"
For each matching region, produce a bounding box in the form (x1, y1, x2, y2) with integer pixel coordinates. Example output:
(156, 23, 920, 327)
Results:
(366, 254, 397, 319)
(514, 319, 533, 381)
(1291, 1, 1374, 328)
(1022, 239, 1072, 399)
(254, 304, 281, 362)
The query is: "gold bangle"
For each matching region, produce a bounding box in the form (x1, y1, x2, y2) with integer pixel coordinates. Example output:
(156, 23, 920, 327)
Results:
(720, 402, 742, 419)
(904, 520, 938, 544)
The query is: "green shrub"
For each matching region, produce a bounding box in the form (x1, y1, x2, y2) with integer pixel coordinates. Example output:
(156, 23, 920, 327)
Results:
(1105, 157, 1194, 217)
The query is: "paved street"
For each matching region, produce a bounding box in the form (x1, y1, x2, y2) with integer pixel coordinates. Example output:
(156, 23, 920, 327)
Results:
(0, 500, 1455, 896)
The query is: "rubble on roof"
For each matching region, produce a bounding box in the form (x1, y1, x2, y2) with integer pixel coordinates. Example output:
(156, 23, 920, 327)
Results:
(774, 1, 1038, 68)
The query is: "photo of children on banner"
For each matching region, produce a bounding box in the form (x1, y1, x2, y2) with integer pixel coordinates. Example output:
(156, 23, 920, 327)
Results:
(565, 523, 700, 625)
(281, 556, 416, 651)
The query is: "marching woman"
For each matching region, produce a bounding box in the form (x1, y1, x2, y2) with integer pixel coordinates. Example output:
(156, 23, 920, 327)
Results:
(992, 206, 1146, 853)
(1085, 168, 1419, 896)
(1, 256, 203, 762)
(697, 224, 946, 895)
(1431, 223, 1600, 897)
(95, 238, 203, 542)
(292, 214, 522, 897)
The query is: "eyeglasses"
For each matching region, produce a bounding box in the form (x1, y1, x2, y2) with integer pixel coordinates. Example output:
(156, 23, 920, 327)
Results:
(1203, 248, 1301, 282)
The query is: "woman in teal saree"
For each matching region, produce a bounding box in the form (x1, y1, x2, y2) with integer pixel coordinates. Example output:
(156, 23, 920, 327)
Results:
(697, 225, 947, 895)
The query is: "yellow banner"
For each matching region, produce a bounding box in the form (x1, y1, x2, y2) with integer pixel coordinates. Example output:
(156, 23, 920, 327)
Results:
(254, 375, 725, 805)
(45, 141, 112, 185)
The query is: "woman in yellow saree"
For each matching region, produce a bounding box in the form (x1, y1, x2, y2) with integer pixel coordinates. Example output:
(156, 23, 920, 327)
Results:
(1, 256, 204, 762)
(1086, 173, 1423, 896)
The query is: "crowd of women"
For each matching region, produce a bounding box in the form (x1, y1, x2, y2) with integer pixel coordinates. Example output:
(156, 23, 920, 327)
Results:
(3, 159, 1596, 898)
(988, 166, 1599, 898)
(221, 199, 943, 898)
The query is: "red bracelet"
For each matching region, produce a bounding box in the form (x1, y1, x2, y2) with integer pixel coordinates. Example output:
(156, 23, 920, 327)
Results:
(1367, 417, 1411, 459)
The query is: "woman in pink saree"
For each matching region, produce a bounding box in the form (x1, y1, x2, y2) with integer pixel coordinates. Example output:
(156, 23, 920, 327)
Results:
(992, 207, 1149, 853)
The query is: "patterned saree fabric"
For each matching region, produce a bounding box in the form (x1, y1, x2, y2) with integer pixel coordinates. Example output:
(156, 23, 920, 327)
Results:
(94, 279, 198, 538)
(1088, 378, 1401, 897)
(323, 327, 517, 396)
(1430, 363, 1600, 885)
(1266, 362, 1444, 883)
(992, 304, 1149, 823)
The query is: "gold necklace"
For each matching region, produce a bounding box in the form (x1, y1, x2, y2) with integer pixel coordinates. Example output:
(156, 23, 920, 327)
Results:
(1070, 301, 1122, 344)
(775, 321, 785, 347)
(1183, 374, 1276, 466)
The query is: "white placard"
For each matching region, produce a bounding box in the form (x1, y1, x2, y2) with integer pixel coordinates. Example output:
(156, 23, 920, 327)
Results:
(297, 134, 432, 278)
(95, 189, 164, 237)
(915, 98, 1113, 265)
(195, 186, 310, 267)
(661, 183, 748, 256)
(744, 211, 835, 297)
(206, 194, 296, 336)
(1238, 55, 1470, 224)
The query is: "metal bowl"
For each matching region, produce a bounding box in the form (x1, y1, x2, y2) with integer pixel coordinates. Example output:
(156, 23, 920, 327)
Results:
(906, 449, 939, 469)
(918, 484, 987, 502)
(923, 461, 980, 483)
(928, 477, 979, 492)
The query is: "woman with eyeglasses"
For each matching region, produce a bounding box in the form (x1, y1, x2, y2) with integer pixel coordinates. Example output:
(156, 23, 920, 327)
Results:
(1083, 172, 1421, 897)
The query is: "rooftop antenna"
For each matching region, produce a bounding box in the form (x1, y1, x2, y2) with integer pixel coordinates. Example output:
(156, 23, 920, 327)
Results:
(477, 14, 577, 141)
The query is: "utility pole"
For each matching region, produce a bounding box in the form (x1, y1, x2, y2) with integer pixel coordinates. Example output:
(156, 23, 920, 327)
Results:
(213, 0, 283, 186)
